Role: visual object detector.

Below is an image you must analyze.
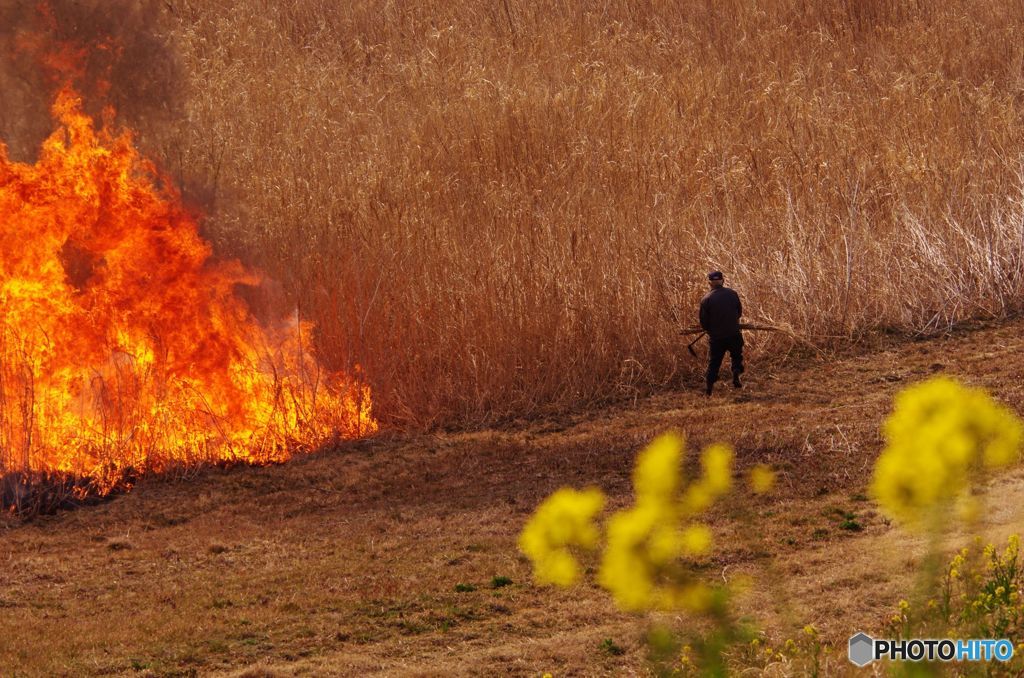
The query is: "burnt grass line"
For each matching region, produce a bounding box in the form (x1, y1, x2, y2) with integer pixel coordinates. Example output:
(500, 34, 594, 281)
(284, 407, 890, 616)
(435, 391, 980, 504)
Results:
(1, 471, 121, 519)
(0, 435, 387, 522)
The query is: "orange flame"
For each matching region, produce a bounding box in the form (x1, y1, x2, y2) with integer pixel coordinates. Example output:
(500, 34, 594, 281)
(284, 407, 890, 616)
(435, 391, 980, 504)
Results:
(0, 86, 377, 497)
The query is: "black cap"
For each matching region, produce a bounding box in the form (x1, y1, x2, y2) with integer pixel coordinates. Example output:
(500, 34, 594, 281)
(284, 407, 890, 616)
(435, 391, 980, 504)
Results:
(708, 271, 724, 281)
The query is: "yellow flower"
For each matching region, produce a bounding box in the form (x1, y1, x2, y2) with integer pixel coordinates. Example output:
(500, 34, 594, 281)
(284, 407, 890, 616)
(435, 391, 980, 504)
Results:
(701, 443, 734, 494)
(633, 432, 684, 506)
(870, 377, 1023, 525)
(803, 624, 817, 637)
(749, 464, 776, 494)
(599, 504, 661, 610)
(598, 434, 733, 611)
(601, 503, 703, 610)
(519, 487, 606, 586)
(523, 432, 735, 614)
(1002, 534, 1020, 565)
(681, 524, 713, 556)
(683, 443, 734, 512)
(660, 581, 713, 613)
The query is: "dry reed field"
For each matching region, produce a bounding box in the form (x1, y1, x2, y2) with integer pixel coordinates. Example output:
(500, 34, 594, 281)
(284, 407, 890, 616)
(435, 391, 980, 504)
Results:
(157, 0, 1024, 428)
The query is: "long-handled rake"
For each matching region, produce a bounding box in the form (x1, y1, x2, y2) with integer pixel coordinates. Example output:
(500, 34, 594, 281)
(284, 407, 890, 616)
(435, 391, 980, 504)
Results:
(681, 330, 706, 357)
(680, 322, 823, 357)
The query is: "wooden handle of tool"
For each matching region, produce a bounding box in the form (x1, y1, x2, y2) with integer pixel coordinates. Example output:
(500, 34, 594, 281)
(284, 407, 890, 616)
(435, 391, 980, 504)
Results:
(681, 323, 773, 335)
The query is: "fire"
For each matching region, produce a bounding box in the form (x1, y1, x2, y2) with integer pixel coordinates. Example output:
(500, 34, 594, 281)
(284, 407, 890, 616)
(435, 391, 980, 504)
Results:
(0, 86, 377, 501)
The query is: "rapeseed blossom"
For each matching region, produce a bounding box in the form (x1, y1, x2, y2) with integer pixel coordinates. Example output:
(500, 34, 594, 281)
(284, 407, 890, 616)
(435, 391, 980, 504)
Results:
(520, 432, 736, 614)
(892, 533, 1024, 654)
(870, 376, 1022, 525)
(518, 487, 605, 585)
(633, 432, 683, 504)
(749, 464, 776, 494)
(681, 524, 713, 555)
(599, 433, 733, 611)
(598, 433, 688, 610)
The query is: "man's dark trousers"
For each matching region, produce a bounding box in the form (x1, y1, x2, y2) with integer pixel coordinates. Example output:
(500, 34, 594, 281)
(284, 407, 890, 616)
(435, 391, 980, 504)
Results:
(706, 333, 744, 387)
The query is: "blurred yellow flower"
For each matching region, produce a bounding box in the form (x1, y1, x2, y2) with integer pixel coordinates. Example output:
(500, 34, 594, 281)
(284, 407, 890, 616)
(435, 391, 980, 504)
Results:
(633, 432, 683, 506)
(749, 464, 776, 494)
(661, 581, 714, 613)
(518, 487, 605, 586)
(599, 505, 659, 610)
(870, 376, 1023, 525)
(682, 443, 735, 512)
(599, 433, 733, 611)
(701, 443, 734, 494)
(522, 432, 735, 614)
(681, 524, 713, 556)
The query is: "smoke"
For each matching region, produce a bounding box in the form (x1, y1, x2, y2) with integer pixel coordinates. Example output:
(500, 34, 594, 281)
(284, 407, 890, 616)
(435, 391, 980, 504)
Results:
(0, 0, 182, 161)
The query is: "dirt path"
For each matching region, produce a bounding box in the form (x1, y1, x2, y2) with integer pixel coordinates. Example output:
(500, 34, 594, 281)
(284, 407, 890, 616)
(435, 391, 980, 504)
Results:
(3, 320, 1024, 676)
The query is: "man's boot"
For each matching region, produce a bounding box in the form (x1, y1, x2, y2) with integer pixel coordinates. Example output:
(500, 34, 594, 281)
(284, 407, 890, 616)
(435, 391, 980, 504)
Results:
(732, 372, 742, 389)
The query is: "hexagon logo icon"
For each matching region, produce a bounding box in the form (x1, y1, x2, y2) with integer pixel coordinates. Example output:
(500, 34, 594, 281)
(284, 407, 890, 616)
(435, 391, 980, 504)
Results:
(848, 632, 875, 667)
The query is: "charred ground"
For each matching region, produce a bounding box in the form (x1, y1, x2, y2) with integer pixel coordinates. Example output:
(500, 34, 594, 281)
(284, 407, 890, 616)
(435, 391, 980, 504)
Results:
(3, 320, 1024, 675)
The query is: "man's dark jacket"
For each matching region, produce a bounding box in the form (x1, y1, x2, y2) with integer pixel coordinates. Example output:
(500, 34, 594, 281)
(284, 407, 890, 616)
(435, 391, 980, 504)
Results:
(699, 287, 742, 339)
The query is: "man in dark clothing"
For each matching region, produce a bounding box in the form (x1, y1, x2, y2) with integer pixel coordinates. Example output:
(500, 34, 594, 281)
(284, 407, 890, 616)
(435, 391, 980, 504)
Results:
(699, 271, 744, 396)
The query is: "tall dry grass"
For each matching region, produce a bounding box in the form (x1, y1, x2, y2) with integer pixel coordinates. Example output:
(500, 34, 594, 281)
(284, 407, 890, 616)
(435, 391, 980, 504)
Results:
(147, 0, 1024, 427)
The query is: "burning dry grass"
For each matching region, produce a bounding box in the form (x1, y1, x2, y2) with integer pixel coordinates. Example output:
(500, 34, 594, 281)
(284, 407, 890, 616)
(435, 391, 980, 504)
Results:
(0, 85, 376, 507)
(131, 0, 1024, 428)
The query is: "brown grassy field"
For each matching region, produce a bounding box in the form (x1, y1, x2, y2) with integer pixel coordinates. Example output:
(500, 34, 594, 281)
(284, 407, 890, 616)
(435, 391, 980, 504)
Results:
(5, 0, 1023, 427)
(3, 320, 1024, 676)
(4, 2, 1024, 675)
